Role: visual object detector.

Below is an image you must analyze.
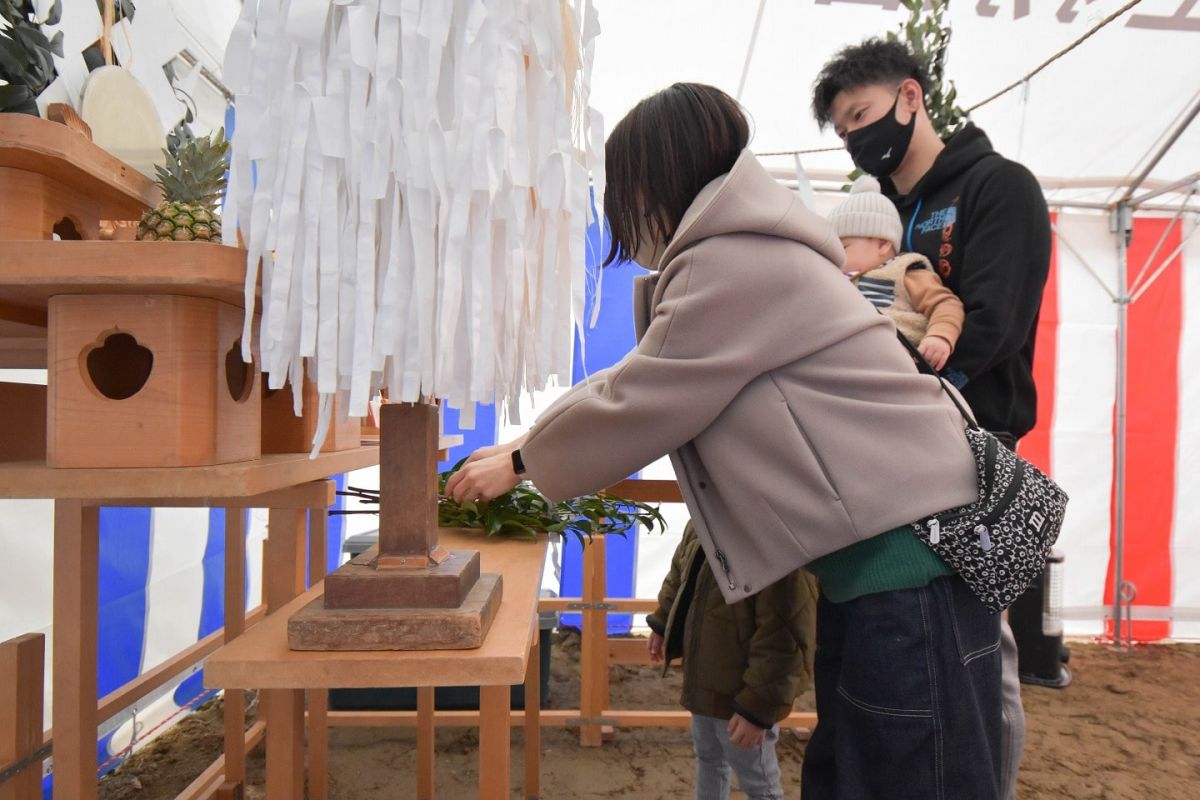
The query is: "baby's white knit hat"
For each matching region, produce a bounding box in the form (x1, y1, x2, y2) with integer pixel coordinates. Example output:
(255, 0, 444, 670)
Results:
(828, 175, 903, 253)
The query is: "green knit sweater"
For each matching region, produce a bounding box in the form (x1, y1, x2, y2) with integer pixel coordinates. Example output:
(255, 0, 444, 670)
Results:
(806, 527, 954, 603)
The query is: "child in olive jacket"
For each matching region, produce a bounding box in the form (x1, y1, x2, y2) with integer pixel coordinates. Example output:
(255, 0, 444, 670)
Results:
(647, 522, 818, 800)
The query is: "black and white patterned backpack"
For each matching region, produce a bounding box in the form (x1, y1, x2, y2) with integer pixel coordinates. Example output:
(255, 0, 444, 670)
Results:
(899, 334, 1070, 613)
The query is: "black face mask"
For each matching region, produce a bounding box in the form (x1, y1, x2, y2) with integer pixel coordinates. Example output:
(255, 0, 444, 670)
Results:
(846, 94, 916, 179)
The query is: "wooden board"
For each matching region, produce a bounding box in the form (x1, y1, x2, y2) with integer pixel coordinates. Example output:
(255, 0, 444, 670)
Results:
(0, 446, 379, 500)
(288, 573, 502, 650)
(205, 531, 547, 689)
(0, 241, 252, 311)
(0, 113, 160, 218)
(0, 383, 45, 462)
(322, 549, 482, 610)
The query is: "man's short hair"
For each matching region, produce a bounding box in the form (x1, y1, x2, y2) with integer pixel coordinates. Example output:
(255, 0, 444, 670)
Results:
(811, 38, 931, 130)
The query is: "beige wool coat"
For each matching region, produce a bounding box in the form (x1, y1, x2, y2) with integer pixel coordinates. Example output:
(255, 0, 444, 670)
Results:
(521, 149, 978, 603)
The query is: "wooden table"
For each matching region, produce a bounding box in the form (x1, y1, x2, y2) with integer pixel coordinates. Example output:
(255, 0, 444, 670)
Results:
(0, 446, 382, 800)
(205, 530, 549, 800)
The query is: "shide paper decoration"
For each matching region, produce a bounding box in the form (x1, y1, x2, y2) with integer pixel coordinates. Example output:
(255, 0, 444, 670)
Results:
(222, 0, 604, 451)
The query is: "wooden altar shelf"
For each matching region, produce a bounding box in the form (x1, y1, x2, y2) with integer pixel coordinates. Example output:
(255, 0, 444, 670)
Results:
(207, 534, 544, 690)
(0, 113, 160, 242)
(0, 446, 380, 500)
(0, 241, 250, 311)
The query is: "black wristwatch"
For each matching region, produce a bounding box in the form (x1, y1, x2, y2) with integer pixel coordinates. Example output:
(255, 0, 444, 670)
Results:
(511, 448, 527, 476)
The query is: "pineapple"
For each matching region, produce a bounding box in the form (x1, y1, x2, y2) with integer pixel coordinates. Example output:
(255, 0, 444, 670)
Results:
(137, 127, 230, 243)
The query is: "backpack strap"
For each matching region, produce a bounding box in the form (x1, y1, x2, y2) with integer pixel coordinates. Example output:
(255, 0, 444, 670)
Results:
(895, 331, 979, 431)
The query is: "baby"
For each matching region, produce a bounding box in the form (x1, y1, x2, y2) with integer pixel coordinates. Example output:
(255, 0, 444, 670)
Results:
(828, 176, 964, 370)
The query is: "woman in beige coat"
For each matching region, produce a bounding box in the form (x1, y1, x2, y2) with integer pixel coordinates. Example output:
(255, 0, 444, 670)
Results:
(447, 83, 1003, 799)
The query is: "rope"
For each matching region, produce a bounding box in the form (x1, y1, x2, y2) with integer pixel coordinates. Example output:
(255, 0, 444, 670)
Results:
(95, 688, 219, 777)
(964, 0, 1146, 113)
(757, 145, 843, 158)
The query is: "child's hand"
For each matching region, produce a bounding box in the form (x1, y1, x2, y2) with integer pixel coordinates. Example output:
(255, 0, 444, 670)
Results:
(918, 335, 953, 371)
(648, 632, 665, 664)
(727, 713, 767, 748)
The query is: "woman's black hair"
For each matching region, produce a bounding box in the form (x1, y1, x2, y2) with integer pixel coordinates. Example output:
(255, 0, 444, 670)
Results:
(603, 83, 750, 266)
(811, 38, 930, 130)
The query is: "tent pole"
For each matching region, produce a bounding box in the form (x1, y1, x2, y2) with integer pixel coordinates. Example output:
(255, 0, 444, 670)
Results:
(735, 0, 767, 102)
(1111, 201, 1133, 649)
(1130, 172, 1200, 209)
(1121, 94, 1200, 204)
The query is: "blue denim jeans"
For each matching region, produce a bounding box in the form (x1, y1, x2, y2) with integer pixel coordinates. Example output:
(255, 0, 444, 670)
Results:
(691, 714, 783, 800)
(801, 576, 1003, 799)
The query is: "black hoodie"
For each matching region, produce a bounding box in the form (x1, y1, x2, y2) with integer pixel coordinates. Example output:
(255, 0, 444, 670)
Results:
(882, 124, 1051, 439)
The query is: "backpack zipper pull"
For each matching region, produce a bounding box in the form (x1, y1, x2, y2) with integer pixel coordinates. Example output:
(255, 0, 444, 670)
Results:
(975, 524, 993, 552)
(715, 549, 735, 591)
(927, 518, 941, 545)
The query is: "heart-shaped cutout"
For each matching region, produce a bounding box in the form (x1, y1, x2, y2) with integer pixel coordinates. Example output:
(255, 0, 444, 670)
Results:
(53, 216, 83, 240)
(83, 332, 153, 400)
(225, 340, 254, 403)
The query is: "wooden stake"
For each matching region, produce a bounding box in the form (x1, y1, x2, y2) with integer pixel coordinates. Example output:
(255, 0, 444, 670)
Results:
(101, 0, 114, 66)
(305, 690, 328, 800)
(223, 508, 247, 790)
(416, 686, 435, 799)
(0, 633, 44, 800)
(376, 402, 446, 567)
(51, 501, 99, 800)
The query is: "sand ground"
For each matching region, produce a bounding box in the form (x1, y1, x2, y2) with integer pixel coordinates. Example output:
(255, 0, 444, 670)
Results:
(98, 632, 1200, 799)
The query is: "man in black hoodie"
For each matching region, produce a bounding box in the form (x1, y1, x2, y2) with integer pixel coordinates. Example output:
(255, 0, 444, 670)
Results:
(811, 39, 1052, 800)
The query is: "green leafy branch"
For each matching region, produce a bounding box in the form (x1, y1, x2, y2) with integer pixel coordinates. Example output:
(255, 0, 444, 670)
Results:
(0, 0, 63, 115)
(437, 459, 669, 546)
(888, 0, 967, 139)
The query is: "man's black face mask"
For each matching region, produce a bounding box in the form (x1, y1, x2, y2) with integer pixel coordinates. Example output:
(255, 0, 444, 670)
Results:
(846, 92, 916, 179)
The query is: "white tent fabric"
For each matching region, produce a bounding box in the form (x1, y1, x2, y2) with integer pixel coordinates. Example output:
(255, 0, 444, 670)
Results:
(589, 0, 1200, 208)
(587, 0, 1200, 640)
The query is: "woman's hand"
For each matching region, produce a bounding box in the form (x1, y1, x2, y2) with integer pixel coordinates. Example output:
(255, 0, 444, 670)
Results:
(463, 434, 527, 465)
(444, 450, 521, 504)
(727, 713, 767, 748)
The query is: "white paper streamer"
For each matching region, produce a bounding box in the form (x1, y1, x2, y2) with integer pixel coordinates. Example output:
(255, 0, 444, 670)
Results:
(230, 0, 602, 453)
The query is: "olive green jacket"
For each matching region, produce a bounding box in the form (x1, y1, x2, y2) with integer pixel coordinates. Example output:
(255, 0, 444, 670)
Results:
(646, 524, 818, 728)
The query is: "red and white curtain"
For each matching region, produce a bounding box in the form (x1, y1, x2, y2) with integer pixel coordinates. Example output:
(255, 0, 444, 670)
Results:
(1024, 212, 1200, 641)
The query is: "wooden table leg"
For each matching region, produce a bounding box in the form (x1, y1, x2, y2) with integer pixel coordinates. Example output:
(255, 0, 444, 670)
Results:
(416, 686, 435, 800)
(479, 685, 510, 800)
(307, 504, 329, 587)
(223, 508, 247, 791)
(265, 508, 308, 614)
(0, 633, 44, 800)
(524, 626, 541, 800)
(52, 500, 99, 800)
(262, 507, 310, 799)
(579, 534, 607, 747)
(306, 689, 329, 800)
(263, 689, 304, 800)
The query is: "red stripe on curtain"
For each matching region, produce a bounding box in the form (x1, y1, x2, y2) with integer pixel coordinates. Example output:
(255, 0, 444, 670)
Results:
(1018, 212, 1059, 474)
(1106, 216, 1183, 642)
